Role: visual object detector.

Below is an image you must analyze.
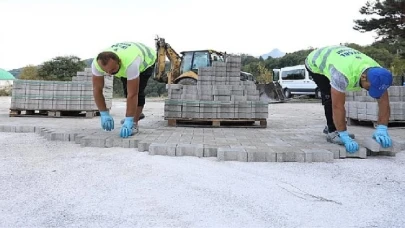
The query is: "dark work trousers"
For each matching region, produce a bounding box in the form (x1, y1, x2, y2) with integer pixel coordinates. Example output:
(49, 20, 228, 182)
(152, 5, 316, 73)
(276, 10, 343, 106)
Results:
(120, 64, 155, 107)
(305, 65, 337, 133)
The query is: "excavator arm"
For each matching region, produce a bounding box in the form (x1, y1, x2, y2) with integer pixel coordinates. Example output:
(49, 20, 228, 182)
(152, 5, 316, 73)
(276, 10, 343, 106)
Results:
(154, 36, 182, 84)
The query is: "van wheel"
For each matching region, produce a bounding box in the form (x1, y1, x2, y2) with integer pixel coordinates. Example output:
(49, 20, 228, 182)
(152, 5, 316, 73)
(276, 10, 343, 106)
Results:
(315, 88, 322, 99)
(284, 88, 291, 98)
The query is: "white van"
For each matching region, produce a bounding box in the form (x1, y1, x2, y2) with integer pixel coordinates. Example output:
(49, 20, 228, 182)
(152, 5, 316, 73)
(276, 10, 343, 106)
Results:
(273, 65, 321, 99)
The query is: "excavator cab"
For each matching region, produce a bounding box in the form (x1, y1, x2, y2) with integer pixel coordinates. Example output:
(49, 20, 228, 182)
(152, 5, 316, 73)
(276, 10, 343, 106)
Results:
(179, 50, 225, 75)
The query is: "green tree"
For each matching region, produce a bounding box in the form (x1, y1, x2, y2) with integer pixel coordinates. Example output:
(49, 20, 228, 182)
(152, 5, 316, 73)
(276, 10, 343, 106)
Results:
(144, 77, 167, 97)
(353, 0, 405, 41)
(19, 65, 39, 80)
(113, 77, 125, 97)
(38, 55, 86, 81)
(255, 62, 273, 84)
(390, 55, 405, 76)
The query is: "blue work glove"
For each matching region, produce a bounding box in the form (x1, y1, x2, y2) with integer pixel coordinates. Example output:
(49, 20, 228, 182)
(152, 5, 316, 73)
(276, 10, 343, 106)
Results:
(338, 130, 359, 153)
(373, 125, 392, 148)
(100, 111, 114, 131)
(120, 117, 134, 138)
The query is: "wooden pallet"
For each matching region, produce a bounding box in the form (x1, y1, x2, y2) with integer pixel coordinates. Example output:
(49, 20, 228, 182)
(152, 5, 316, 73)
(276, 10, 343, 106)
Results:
(346, 117, 405, 128)
(9, 109, 100, 118)
(166, 118, 267, 128)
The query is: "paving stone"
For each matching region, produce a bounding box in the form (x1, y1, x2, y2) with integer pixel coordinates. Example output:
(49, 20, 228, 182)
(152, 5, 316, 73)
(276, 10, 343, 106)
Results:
(103, 137, 113, 148)
(74, 134, 86, 144)
(2, 125, 16, 132)
(340, 148, 367, 159)
(49, 132, 67, 141)
(246, 147, 277, 162)
(15, 126, 36, 133)
(39, 127, 48, 136)
(217, 147, 247, 162)
(80, 136, 108, 148)
(203, 145, 217, 157)
(113, 138, 124, 147)
(302, 149, 334, 162)
(149, 143, 177, 156)
(35, 126, 44, 134)
(138, 141, 152, 152)
(129, 139, 139, 148)
(318, 144, 342, 159)
(363, 137, 403, 154)
(176, 144, 204, 157)
(44, 130, 55, 141)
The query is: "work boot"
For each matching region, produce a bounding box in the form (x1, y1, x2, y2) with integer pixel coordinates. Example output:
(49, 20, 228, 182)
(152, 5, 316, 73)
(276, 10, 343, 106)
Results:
(120, 113, 145, 125)
(326, 131, 344, 145)
(132, 124, 139, 135)
(323, 126, 355, 139)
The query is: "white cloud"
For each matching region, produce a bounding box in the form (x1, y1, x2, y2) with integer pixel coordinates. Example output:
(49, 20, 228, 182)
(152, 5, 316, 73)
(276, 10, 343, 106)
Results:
(0, 0, 376, 70)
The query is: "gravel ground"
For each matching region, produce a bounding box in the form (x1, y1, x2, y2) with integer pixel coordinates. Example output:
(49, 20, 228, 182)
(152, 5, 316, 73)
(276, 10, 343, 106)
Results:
(1, 97, 405, 227)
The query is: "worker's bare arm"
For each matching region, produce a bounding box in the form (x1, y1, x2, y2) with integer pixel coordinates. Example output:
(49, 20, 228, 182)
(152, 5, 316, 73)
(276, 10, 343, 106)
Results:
(331, 87, 347, 131)
(126, 77, 140, 118)
(377, 90, 390, 126)
(92, 76, 107, 111)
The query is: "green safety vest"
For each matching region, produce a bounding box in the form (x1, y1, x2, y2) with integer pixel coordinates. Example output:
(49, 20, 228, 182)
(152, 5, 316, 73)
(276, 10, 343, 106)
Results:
(93, 42, 157, 78)
(305, 46, 381, 91)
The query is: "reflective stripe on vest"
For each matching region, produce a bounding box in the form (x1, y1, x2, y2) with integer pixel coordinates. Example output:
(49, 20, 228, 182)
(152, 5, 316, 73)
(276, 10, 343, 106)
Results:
(132, 42, 155, 69)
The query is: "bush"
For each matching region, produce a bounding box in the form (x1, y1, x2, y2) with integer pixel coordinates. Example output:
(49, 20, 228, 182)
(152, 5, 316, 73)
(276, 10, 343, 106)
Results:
(0, 87, 12, 96)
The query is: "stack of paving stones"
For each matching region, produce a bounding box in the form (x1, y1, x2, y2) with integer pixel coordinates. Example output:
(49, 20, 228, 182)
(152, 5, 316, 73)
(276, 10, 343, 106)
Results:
(10, 68, 113, 111)
(1, 124, 404, 162)
(345, 86, 405, 122)
(164, 55, 268, 119)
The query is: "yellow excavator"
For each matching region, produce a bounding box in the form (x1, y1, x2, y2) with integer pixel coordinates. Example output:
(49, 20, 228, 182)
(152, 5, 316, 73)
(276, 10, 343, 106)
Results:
(152, 36, 286, 102)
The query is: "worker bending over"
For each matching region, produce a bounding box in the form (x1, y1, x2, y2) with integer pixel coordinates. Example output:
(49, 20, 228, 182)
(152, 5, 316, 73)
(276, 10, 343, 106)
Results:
(305, 45, 393, 153)
(91, 42, 157, 138)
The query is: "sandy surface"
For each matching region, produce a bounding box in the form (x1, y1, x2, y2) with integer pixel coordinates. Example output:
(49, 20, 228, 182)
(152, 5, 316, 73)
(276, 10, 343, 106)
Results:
(1, 96, 405, 227)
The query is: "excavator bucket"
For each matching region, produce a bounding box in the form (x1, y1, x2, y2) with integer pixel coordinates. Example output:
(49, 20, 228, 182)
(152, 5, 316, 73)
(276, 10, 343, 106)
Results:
(256, 82, 287, 103)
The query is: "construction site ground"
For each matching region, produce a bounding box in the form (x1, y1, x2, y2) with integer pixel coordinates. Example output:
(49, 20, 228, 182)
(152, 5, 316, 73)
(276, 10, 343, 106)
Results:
(1, 96, 404, 227)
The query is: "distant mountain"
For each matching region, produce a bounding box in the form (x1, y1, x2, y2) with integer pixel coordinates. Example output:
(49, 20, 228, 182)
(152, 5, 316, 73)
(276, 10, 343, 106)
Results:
(260, 48, 285, 60)
(8, 68, 23, 79)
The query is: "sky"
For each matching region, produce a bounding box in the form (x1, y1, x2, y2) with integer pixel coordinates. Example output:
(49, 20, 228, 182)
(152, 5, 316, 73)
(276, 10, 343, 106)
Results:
(0, 0, 378, 71)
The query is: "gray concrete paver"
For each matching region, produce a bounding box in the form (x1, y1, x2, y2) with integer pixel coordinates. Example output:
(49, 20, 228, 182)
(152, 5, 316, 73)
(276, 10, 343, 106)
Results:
(1, 97, 404, 163)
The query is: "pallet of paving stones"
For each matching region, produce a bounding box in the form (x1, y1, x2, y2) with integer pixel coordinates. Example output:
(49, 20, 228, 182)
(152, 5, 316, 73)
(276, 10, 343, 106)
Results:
(9, 68, 113, 118)
(165, 117, 267, 128)
(9, 109, 101, 118)
(345, 86, 405, 128)
(346, 117, 405, 128)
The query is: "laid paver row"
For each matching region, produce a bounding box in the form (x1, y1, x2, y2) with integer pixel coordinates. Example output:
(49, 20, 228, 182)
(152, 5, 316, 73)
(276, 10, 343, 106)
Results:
(1, 124, 403, 163)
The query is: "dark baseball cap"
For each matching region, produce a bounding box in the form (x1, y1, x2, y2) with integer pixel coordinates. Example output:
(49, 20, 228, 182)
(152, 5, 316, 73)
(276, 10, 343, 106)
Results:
(367, 67, 393, 99)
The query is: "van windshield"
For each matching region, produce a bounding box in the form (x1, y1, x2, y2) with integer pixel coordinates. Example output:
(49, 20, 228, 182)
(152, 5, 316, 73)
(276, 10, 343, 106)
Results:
(281, 69, 305, 80)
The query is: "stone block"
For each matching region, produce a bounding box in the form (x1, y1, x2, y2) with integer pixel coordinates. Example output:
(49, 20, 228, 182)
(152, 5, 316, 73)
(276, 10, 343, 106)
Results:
(363, 137, 404, 155)
(15, 126, 36, 133)
(302, 149, 334, 162)
(217, 147, 247, 162)
(75, 134, 85, 144)
(138, 141, 152, 152)
(2, 125, 16, 132)
(149, 143, 177, 156)
(203, 145, 218, 157)
(176, 144, 204, 157)
(340, 148, 367, 159)
(105, 137, 115, 148)
(246, 147, 277, 162)
(80, 136, 107, 148)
